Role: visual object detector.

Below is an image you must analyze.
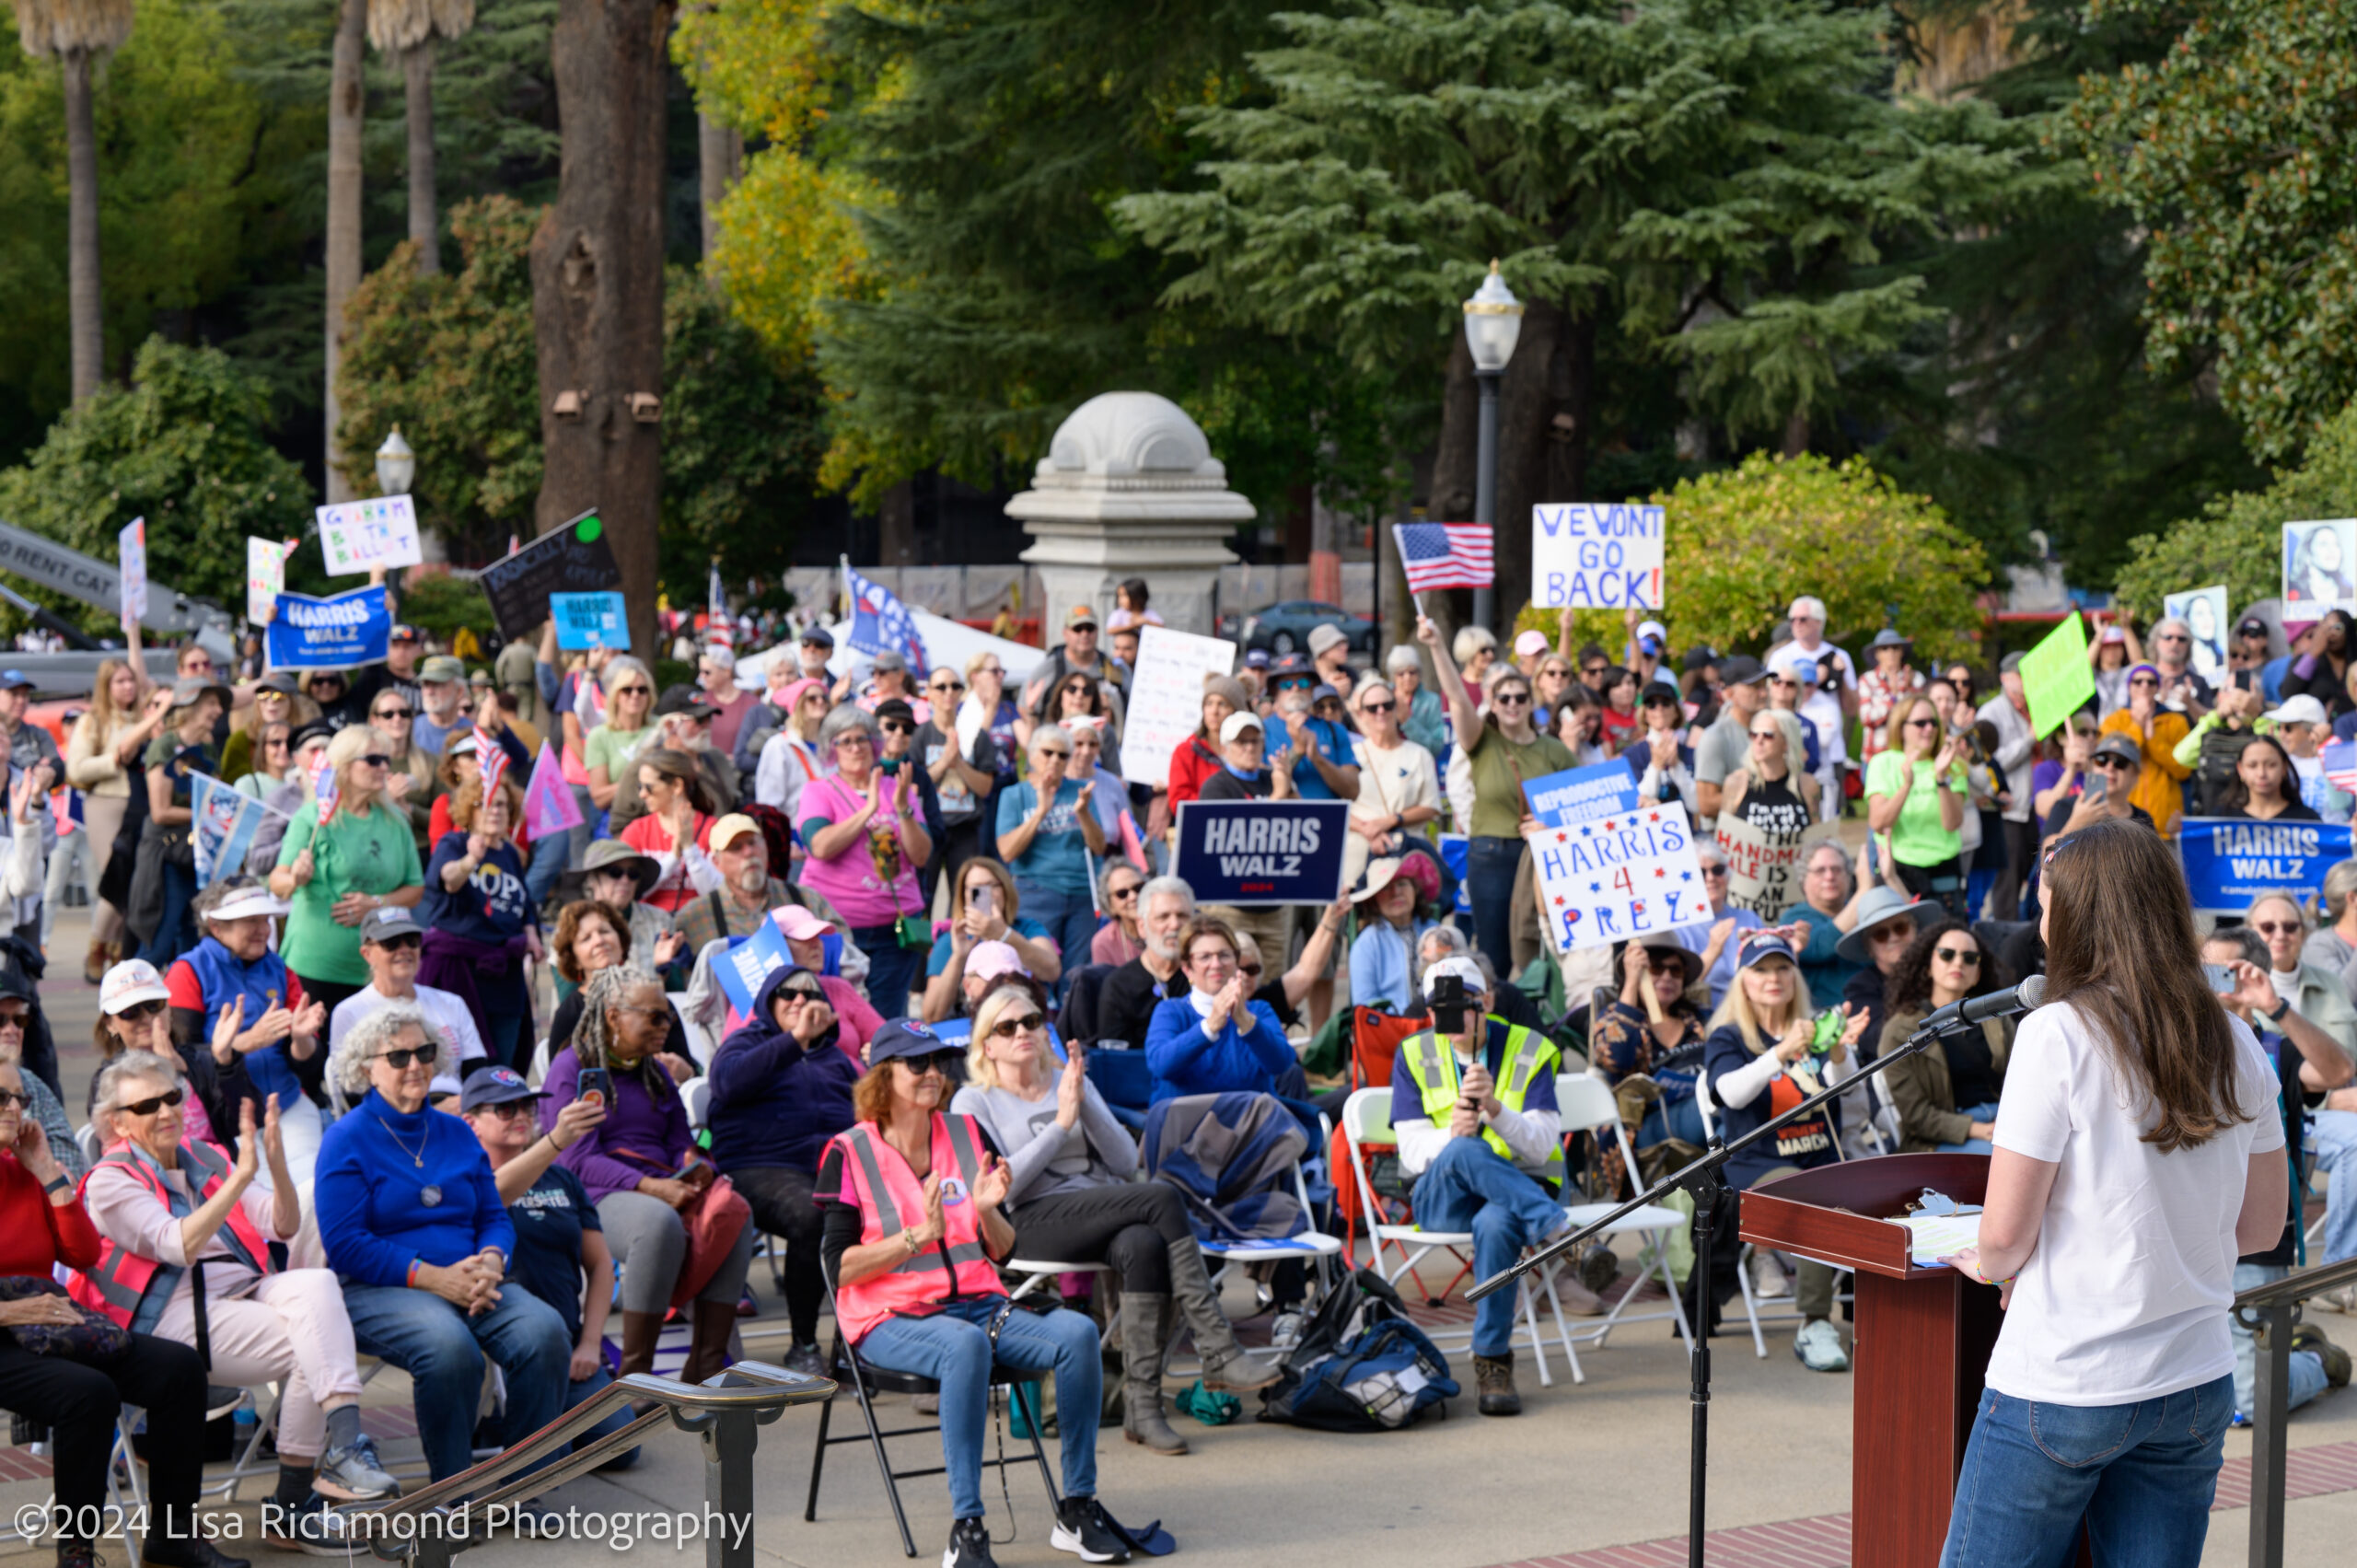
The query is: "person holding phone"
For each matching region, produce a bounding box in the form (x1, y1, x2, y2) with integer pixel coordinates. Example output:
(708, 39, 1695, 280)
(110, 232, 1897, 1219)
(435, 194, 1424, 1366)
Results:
(921, 857, 1062, 1023)
(2039, 733, 2154, 851)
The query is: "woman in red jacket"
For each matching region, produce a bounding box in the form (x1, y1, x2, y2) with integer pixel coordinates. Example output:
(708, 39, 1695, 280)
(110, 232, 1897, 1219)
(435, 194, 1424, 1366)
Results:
(0, 1062, 245, 1568)
(1163, 676, 1250, 819)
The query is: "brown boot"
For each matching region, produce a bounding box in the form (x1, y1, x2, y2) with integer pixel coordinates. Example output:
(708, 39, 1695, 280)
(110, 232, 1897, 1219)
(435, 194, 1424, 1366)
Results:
(617, 1309, 663, 1381)
(83, 940, 107, 986)
(684, 1297, 738, 1385)
(1473, 1353, 1520, 1416)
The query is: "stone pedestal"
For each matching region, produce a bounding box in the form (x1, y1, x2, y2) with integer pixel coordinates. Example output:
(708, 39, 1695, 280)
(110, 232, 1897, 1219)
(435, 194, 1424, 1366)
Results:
(1008, 392, 1252, 637)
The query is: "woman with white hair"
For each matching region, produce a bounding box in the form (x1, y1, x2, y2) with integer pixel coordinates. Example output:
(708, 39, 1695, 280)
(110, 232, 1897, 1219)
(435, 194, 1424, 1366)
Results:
(800, 703, 934, 1022)
(996, 724, 1108, 983)
(77, 1050, 397, 1543)
(267, 725, 425, 1018)
(1387, 645, 1448, 753)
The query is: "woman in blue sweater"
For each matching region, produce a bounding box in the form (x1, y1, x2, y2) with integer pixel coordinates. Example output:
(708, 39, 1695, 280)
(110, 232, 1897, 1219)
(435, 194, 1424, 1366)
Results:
(706, 965, 859, 1380)
(1144, 916, 1320, 1144)
(316, 1004, 570, 1483)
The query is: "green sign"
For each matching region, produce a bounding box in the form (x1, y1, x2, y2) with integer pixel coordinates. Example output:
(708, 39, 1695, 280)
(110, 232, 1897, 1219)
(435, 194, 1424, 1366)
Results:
(2020, 611, 2096, 738)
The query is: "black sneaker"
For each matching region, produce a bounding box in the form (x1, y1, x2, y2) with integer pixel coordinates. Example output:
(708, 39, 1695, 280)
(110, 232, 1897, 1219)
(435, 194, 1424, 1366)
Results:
(944, 1516, 996, 1568)
(1051, 1497, 1132, 1564)
(783, 1342, 829, 1379)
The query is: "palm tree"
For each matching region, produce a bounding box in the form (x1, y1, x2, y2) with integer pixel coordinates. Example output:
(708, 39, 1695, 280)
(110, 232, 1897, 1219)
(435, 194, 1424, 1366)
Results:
(325, 0, 365, 502)
(368, 0, 474, 275)
(10, 0, 134, 405)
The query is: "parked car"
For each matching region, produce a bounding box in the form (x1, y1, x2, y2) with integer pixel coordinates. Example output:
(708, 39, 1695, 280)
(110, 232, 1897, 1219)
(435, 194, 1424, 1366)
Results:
(1221, 600, 1377, 657)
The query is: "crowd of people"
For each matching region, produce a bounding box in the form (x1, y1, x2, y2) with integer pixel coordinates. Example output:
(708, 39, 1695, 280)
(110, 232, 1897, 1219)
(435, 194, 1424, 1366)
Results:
(0, 571, 2350, 1568)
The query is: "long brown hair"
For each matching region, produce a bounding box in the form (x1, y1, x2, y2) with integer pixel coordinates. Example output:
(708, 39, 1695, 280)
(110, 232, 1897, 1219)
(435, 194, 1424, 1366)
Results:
(2042, 817, 2252, 1151)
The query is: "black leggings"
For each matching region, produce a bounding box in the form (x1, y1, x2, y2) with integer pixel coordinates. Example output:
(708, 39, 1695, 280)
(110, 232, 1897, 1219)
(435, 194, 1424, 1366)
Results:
(728, 1165, 827, 1344)
(1007, 1181, 1196, 1295)
(0, 1331, 208, 1541)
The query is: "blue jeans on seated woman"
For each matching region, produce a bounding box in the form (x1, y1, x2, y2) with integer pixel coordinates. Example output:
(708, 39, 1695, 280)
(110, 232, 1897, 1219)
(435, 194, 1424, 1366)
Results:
(1016, 881, 1097, 1000)
(850, 923, 925, 1022)
(342, 1280, 573, 1484)
(856, 1298, 1102, 1522)
(1939, 1373, 2233, 1568)
(1935, 1100, 2005, 1156)
(1638, 1092, 1706, 1151)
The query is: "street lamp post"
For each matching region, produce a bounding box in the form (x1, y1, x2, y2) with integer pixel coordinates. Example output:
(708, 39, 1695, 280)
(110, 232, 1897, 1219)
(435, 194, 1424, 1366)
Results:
(1463, 261, 1523, 633)
(375, 428, 416, 497)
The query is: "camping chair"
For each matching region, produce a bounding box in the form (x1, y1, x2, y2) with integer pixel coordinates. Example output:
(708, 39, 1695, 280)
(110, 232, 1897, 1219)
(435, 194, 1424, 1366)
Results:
(1350, 1005, 1428, 1091)
(805, 1264, 1060, 1560)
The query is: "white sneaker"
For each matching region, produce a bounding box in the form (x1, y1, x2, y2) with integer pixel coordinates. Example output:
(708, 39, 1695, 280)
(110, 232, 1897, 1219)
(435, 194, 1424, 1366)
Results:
(1749, 1250, 1792, 1300)
(1270, 1310, 1306, 1352)
(1794, 1318, 1850, 1373)
(2322, 1283, 2357, 1316)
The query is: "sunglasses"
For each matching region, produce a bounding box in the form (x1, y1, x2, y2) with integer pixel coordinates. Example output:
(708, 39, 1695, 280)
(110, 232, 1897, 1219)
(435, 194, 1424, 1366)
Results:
(881, 720, 914, 737)
(1643, 695, 1679, 708)
(374, 708, 413, 721)
(1933, 947, 1982, 967)
(896, 1051, 960, 1076)
(1870, 923, 1916, 944)
(0, 1089, 28, 1111)
(2094, 757, 2133, 771)
(931, 679, 966, 692)
(1109, 883, 1141, 901)
(1582, 666, 1608, 678)
(358, 753, 391, 769)
(1360, 700, 1396, 714)
(377, 1044, 438, 1070)
(1492, 691, 1531, 706)
(1038, 748, 1072, 761)
(2130, 677, 2160, 688)
(1750, 730, 1781, 741)
(2156, 633, 2189, 643)
(989, 1012, 1045, 1038)
(482, 1101, 536, 1121)
(1905, 717, 1939, 729)
(369, 933, 423, 952)
(2253, 921, 2302, 936)
(611, 685, 652, 697)
(1273, 679, 1313, 691)
(780, 985, 825, 1005)
(112, 998, 167, 1023)
(1239, 962, 1264, 979)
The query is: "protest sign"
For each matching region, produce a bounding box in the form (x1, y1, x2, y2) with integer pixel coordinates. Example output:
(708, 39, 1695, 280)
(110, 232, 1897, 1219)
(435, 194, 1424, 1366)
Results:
(1121, 625, 1237, 786)
(1527, 802, 1710, 954)
(477, 512, 623, 641)
(1522, 761, 1641, 828)
(2283, 519, 2357, 618)
(315, 494, 423, 575)
(551, 591, 631, 650)
(1532, 503, 1665, 610)
(190, 773, 274, 886)
(265, 585, 390, 669)
(1172, 799, 1351, 907)
(1438, 833, 1473, 918)
(247, 538, 288, 624)
(1715, 812, 1825, 923)
(2163, 585, 2231, 687)
(2017, 611, 2095, 738)
(2178, 817, 2352, 913)
(117, 519, 146, 621)
(522, 742, 585, 841)
(713, 920, 795, 1016)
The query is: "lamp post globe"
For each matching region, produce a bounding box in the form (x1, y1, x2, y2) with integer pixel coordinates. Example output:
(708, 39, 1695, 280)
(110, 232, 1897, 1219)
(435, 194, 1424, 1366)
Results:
(1462, 261, 1523, 631)
(375, 428, 416, 498)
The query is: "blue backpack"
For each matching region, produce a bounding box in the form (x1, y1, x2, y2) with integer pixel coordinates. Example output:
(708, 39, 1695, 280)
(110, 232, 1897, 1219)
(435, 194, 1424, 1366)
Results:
(1259, 1270, 1458, 1431)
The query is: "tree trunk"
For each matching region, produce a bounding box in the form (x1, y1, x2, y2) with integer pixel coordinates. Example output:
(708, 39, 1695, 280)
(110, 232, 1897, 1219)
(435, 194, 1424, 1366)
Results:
(1489, 298, 1564, 632)
(61, 49, 102, 406)
(405, 40, 440, 275)
(1782, 410, 1809, 457)
(1422, 333, 1480, 640)
(696, 109, 741, 264)
(323, 0, 367, 503)
(532, 0, 675, 658)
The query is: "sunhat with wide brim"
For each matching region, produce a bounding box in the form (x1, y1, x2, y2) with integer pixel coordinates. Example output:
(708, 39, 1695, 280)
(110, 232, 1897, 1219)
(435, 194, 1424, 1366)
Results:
(1834, 885, 1934, 965)
(552, 838, 661, 905)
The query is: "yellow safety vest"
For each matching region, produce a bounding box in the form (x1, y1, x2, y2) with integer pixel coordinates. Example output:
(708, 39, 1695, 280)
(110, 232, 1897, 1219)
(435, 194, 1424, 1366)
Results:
(1401, 1018, 1563, 1190)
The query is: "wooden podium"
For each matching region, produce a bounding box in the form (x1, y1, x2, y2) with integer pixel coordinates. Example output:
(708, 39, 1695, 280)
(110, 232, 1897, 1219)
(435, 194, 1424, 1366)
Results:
(1741, 1153, 2002, 1568)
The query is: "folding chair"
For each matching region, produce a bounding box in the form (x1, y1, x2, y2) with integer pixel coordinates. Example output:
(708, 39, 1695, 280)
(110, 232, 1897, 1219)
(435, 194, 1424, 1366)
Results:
(1695, 1079, 1854, 1359)
(1552, 1074, 1694, 1356)
(1083, 1050, 1152, 1133)
(805, 1268, 1061, 1560)
(679, 1075, 712, 1131)
(1339, 1087, 1581, 1386)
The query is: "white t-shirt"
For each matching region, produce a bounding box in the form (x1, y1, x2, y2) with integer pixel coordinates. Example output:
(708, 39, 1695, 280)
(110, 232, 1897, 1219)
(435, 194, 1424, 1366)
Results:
(1765, 638, 1856, 692)
(1349, 736, 1440, 827)
(1981, 1001, 2283, 1406)
(329, 982, 489, 1067)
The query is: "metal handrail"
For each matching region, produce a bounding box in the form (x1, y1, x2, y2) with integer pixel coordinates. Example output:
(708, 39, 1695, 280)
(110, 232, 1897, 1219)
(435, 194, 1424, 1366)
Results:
(2234, 1253, 2356, 1568)
(2233, 1252, 2357, 1310)
(336, 1361, 832, 1568)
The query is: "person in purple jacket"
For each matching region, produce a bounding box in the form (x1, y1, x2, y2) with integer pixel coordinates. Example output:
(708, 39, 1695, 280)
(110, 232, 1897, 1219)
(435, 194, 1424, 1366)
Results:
(540, 966, 753, 1386)
(705, 964, 859, 1379)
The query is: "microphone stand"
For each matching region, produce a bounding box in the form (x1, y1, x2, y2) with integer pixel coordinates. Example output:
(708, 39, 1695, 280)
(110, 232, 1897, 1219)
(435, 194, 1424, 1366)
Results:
(1467, 1011, 1995, 1568)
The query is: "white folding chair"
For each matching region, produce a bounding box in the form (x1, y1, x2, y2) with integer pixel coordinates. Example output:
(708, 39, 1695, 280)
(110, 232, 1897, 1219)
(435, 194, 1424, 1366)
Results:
(1339, 1086, 1580, 1386)
(1553, 1074, 1695, 1355)
(679, 1074, 712, 1131)
(1003, 1259, 1121, 1343)
(1695, 1076, 1853, 1359)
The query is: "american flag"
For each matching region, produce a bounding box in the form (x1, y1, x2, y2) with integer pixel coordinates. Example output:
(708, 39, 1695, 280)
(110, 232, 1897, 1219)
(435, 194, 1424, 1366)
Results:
(706, 562, 734, 648)
(1394, 522, 1494, 592)
(2326, 740, 2357, 798)
(308, 749, 339, 829)
(474, 723, 509, 802)
(842, 559, 930, 671)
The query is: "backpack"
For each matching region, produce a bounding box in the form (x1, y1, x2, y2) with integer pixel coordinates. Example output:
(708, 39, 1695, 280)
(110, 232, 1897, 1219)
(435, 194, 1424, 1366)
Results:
(1258, 1269, 1457, 1432)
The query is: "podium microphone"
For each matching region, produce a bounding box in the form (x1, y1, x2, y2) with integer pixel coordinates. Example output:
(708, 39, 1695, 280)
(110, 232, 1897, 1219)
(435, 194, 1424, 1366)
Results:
(1911, 972, 2048, 1036)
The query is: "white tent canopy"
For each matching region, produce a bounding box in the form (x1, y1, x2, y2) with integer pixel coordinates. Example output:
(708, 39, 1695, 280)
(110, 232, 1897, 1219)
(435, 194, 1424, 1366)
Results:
(733, 610, 1046, 692)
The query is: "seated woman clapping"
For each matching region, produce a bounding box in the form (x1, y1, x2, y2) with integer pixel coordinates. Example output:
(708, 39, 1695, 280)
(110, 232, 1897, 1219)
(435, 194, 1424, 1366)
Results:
(76, 1051, 397, 1551)
(315, 1006, 571, 1484)
(950, 984, 1276, 1457)
(819, 1020, 1137, 1568)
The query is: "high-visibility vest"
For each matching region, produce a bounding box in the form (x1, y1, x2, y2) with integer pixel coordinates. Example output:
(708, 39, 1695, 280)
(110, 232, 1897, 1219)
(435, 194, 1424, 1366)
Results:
(1400, 1018, 1564, 1190)
(831, 1113, 1004, 1344)
(70, 1141, 273, 1330)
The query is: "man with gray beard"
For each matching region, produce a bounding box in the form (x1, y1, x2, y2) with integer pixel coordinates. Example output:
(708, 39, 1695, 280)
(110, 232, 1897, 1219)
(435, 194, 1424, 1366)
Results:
(1091, 877, 1196, 1049)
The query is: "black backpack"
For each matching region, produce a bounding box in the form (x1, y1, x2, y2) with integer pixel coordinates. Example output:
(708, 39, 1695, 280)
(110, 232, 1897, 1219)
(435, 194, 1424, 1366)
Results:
(1257, 1269, 1458, 1432)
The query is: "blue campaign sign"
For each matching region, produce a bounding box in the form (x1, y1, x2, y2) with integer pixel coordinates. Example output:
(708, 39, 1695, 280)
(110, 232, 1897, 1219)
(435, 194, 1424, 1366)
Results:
(1173, 799, 1352, 907)
(1439, 833, 1472, 916)
(1521, 761, 1641, 828)
(713, 919, 795, 1015)
(265, 585, 389, 669)
(551, 591, 631, 650)
(929, 1016, 1067, 1063)
(2178, 817, 2353, 912)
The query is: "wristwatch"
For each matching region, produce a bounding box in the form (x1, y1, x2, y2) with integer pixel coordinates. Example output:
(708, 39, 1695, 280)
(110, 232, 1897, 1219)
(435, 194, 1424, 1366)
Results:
(2266, 996, 2292, 1022)
(41, 1173, 70, 1195)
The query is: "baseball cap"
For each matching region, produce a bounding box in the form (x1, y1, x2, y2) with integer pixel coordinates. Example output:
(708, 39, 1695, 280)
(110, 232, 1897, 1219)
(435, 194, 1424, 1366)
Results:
(1311, 682, 1341, 703)
(289, 720, 337, 752)
(1244, 649, 1271, 669)
(358, 905, 424, 944)
(1637, 620, 1668, 646)
(99, 959, 170, 1016)
(2097, 625, 2127, 645)
(257, 671, 303, 697)
(0, 670, 32, 693)
(1641, 680, 1683, 707)
(389, 623, 423, 644)
(1512, 629, 1550, 658)
(868, 1018, 954, 1066)
(1271, 653, 1312, 679)
(770, 903, 832, 941)
(1219, 711, 1265, 744)
(656, 683, 719, 720)
(469, 668, 494, 690)
(2089, 734, 2142, 769)
(2237, 616, 2270, 639)
(799, 626, 835, 649)
(1718, 655, 1768, 686)
(1734, 930, 1799, 971)
(967, 940, 1028, 982)
(419, 656, 465, 684)
(1786, 657, 1819, 686)
(459, 1065, 547, 1113)
(1310, 623, 1351, 656)
(446, 733, 478, 760)
(1999, 651, 2026, 675)
(169, 676, 230, 711)
(1422, 955, 1487, 1001)
(1682, 645, 1720, 674)
(710, 812, 763, 853)
(2267, 695, 2330, 726)
(1065, 605, 1100, 631)
(870, 650, 907, 675)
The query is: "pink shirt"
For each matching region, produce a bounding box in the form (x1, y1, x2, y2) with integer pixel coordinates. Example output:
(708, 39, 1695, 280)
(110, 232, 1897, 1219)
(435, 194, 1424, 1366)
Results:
(795, 773, 924, 930)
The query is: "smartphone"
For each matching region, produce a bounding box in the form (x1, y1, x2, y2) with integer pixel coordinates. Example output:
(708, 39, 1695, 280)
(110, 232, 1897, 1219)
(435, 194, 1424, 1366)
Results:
(2202, 963, 2236, 997)
(576, 1067, 610, 1105)
(2081, 774, 2107, 807)
(970, 884, 993, 916)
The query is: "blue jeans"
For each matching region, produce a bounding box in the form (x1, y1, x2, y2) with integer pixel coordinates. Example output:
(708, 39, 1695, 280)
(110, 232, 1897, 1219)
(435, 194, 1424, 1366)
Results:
(1465, 836, 1522, 976)
(1936, 1100, 2005, 1156)
(342, 1280, 573, 1483)
(1409, 1137, 1562, 1357)
(478, 1365, 640, 1471)
(2315, 1109, 2357, 1264)
(2231, 1261, 2332, 1419)
(1016, 881, 1098, 1000)
(856, 1299, 1101, 1521)
(1940, 1374, 2233, 1568)
(851, 924, 925, 1023)
(1638, 1093, 1706, 1151)
(526, 827, 572, 911)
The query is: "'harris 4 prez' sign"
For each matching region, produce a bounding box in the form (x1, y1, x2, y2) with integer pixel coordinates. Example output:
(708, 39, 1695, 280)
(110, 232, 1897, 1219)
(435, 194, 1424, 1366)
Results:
(1172, 799, 1351, 908)
(2178, 817, 2353, 912)
(1527, 801, 1710, 953)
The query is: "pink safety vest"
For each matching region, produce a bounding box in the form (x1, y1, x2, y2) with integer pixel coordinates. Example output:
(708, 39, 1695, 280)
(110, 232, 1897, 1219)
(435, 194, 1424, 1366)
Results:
(831, 1113, 1003, 1344)
(70, 1141, 275, 1329)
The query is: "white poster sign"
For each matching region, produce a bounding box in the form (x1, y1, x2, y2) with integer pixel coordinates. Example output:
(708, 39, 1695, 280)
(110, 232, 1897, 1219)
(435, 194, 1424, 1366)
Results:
(1527, 801, 1709, 953)
(117, 518, 146, 621)
(247, 537, 288, 625)
(1120, 624, 1237, 787)
(316, 494, 423, 575)
(2163, 584, 2231, 687)
(1533, 503, 1665, 610)
(2283, 519, 2357, 619)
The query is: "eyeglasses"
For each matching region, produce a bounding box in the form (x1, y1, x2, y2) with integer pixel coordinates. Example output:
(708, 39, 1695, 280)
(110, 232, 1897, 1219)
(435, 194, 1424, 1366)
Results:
(1869, 923, 1916, 945)
(374, 707, 413, 721)
(111, 999, 166, 1023)
(1933, 947, 1982, 967)
(377, 1044, 437, 1070)
(1189, 947, 1237, 968)
(979, 664, 1004, 676)
(1360, 700, 1396, 714)
(834, 734, 873, 749)
(2129, 676, 2159, 688)
(1109, 883, 1141, 902)
(896, 1051, 960, 1076)
(989, 1012, 1045, 1038)
(881, 720, 914, 737)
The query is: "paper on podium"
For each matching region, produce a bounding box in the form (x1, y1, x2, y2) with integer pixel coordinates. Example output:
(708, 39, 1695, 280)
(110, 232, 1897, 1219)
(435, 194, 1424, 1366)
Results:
(1896, 1211, 1984, 1267)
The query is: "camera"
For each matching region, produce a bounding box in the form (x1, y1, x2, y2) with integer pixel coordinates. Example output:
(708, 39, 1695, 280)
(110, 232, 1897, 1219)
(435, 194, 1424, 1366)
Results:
(1430, 972, 1471, 1037)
